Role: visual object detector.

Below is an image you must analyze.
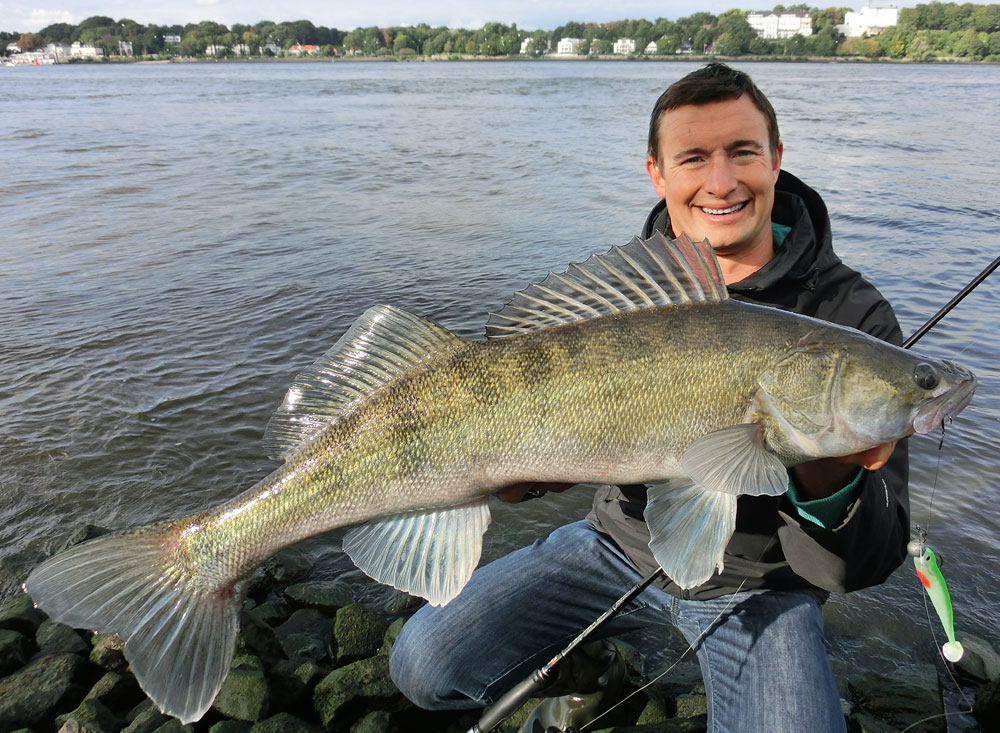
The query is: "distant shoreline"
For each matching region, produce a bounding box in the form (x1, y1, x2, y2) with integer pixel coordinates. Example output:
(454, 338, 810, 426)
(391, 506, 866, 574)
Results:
(49, 54, 999, 66)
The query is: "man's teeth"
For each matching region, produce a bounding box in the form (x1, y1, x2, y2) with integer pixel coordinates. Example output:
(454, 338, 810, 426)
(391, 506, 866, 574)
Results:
(701, 203, 746, 215)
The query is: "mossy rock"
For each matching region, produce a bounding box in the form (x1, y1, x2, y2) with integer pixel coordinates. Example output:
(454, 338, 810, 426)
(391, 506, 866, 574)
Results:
(90, 633, 127, 671)
(285, 581, 354, 614)
(213, 655, 270, 722)
(313, 654, 409, 729)
(0, 652, 90, 729)
(333, 604, 389, 665)
(55, 697, 124, 733)
(0, 628, 35, 676)
(250, 711, 322, 732)
(37, 618, 89, 655)
(0, 592, 45, 635)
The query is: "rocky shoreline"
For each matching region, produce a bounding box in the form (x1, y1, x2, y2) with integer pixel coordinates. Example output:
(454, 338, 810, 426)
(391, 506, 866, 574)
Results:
(1, 531, 998, 733)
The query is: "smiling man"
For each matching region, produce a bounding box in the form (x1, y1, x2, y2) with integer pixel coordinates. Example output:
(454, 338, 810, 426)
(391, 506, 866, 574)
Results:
(390, 63, 910, 733)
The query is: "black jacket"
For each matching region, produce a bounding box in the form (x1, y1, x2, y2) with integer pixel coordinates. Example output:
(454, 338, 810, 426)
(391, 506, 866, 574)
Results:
(587, 170, 911, 600)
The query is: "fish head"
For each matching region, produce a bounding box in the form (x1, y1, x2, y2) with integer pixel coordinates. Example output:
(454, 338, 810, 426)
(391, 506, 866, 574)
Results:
(755, 330, 977, 459)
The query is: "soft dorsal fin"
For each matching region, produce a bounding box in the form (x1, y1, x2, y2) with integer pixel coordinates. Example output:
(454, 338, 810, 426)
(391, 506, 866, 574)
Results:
(263, 304, 464, 461)
(485, 233, 727, 339)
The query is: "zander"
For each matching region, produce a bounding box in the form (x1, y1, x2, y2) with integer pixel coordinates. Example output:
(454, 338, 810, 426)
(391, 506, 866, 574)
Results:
(24, 233, 976, 723)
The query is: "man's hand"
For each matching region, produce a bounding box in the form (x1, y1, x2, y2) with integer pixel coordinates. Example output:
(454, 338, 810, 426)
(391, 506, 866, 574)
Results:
(496, 481, 575, 503)
(790, 441, 897, 502)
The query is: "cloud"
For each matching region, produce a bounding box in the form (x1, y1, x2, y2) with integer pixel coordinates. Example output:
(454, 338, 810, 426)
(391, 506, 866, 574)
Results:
(5, 7, 78, 31)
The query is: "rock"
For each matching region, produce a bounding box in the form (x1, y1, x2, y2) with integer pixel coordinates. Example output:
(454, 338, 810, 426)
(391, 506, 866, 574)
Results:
(0, 592, 46, 635)
(121, 704, 170, 733)
(90, 633, 127, 671)
(251, 712, 321, 732)
(246, 600, 290, 629)
(333, 604, 389, 665)
(208, 721, 252, 733)
(262, 549, 312, 587)
(848, 711, 900, 732)
(84, 671, 144, 711)
(313, 654, 409, 729)
(60, 525, 111, 551)
(212, 654, 270, 722)
(274, 608, 332, 663)
(382, 591, 423, 616)
(378, 618, 405, 655)
(974, 676, 1000, 731)
(350, 710, 396, 733)
(848, 665, 944, 733)
(268, 659, 323, 711)
(285, 581, 354, 614)
(150, 720, 195, 732)
(0, 628, 35, 676)
(674, 693, 708, 719)
(0, 652, 90, 729)
(38, 619, 90, 655)
(238, 611, 284, 661)
(0, 549, 44, 597)
(55, 698, 123, 733)
(955, 631, 1000, 683)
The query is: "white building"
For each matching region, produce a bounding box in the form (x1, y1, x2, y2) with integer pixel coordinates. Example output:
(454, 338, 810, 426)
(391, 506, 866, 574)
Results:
(519, 37, 550, 54)
(232, 43, 251, 56)
(747, 12, 813, 39)
(117, 40, 134, 57)
(204, 44, 227, 56)
(70, 42, 104, 59)
(556, 37, 582, 54)
(45, 42, 71, 61)
(842, 5, 899, 36)
(163, 34, 181, 44)
(613, 37, 636, 54)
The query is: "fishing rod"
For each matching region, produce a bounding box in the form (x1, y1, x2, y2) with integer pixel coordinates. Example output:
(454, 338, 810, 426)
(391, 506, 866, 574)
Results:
(469, 254, 998, 733)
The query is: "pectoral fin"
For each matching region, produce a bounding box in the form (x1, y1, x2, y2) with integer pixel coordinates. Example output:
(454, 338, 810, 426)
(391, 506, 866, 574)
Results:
(681, 424, 788, 496)
(644, 481, 736, 589)
(342, 499, 491, 607)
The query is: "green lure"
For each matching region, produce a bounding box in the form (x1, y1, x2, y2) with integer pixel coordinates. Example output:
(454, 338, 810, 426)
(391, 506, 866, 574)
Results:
(907, 539, 963, 663)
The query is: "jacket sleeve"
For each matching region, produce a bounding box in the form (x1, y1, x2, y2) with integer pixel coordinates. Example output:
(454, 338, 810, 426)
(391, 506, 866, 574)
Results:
(775, 277, 911, 592)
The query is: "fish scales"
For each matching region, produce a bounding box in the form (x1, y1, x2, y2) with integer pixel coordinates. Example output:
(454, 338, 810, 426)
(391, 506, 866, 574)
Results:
(174, 300, 810, 586)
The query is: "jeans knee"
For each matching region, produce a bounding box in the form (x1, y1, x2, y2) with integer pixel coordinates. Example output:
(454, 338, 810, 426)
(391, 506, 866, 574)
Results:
(388, 618, 457, 710)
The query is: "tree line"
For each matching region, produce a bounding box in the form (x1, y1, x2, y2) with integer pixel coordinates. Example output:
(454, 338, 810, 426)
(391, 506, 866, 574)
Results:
(2, 3, 998, 61)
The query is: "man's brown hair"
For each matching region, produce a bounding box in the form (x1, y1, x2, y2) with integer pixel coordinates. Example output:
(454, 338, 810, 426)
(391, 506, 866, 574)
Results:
(647, 62, 780, 162)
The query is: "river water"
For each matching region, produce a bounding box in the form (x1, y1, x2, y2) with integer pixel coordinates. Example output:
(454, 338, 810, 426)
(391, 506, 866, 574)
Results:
(2, 59, 998, 710)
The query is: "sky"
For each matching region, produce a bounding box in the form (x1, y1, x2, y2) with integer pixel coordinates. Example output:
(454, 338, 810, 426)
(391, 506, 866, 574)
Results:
(2, 0, 927, 34)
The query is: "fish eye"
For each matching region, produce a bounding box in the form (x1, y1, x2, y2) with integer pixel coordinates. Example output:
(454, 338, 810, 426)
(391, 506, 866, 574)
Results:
(914, 363, 939, 390)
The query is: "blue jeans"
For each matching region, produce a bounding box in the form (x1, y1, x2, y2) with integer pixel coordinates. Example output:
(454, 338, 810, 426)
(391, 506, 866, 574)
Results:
(389, 520, 846, 733)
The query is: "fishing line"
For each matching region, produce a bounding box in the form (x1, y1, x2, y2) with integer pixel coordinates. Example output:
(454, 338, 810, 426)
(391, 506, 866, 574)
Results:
(911, 424, 977, 725)
(581, 575, 752, 732)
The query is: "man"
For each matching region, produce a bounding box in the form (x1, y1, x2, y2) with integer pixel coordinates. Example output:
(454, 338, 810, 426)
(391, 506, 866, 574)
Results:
(390, 63, 909, 733)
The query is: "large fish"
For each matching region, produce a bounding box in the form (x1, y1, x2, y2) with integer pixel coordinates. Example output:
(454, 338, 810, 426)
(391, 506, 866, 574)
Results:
(24, 234, 976, 722)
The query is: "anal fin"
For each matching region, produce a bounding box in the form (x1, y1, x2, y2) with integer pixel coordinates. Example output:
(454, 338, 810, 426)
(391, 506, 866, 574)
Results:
(644, 481, 737, 589)
(342, 499, 491, 607)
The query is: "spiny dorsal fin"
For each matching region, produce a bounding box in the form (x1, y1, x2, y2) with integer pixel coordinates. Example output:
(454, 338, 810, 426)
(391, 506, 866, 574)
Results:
(263, 304, 464, 461)
(486, 233, 727, 339)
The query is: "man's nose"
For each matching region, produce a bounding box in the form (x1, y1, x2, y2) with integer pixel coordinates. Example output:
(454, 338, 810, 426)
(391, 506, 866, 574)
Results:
(706, 157, 738, 196)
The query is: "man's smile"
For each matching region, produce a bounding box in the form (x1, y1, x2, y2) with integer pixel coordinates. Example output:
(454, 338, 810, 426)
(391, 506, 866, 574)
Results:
(699, 201, 748, 215)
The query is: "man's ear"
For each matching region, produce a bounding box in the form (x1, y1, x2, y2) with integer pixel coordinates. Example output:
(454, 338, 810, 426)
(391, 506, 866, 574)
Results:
(646, 156, 667, 199)
(772, 142, 783, 181)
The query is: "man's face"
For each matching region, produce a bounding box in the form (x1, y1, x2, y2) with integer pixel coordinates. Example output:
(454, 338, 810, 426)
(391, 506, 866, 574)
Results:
(646, 95, 782, 258)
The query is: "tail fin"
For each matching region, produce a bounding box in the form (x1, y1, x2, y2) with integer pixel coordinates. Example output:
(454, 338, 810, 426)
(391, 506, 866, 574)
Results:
(23, 525, 246, 724)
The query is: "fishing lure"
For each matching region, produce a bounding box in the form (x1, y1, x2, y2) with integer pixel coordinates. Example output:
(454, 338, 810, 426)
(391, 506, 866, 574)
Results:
(907, 534, 963, 663)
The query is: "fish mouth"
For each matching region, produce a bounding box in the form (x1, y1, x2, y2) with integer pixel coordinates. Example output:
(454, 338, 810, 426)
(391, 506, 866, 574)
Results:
(912, 362, 977, 434)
